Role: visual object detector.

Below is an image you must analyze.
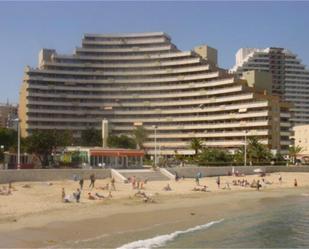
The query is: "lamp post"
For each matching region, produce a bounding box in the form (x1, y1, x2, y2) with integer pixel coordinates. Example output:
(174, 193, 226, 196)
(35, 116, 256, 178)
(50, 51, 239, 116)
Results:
(0, 145, 4, 170)
(244, 130, 248, 167)
(153, 125, 158, 168)
(14, 118, 21, 170)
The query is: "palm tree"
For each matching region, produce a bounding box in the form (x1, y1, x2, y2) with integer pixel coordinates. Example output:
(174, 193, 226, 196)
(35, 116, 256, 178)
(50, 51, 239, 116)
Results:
(289, 145, 303, 165)
(247, 137, 272, 164)
(132, 126, 148, 149)
(190, 138, 203, 156)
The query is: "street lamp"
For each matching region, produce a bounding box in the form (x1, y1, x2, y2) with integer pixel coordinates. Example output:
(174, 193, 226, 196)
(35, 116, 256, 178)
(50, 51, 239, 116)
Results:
(153, 125, 158, 168)
(244, 130, 248, 167)
(14, 118, 21, 170)
(0, 145, 4, 170)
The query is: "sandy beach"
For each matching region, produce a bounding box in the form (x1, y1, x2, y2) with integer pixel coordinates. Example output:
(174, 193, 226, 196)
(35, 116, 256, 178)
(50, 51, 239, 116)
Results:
(0, 172, 309, 248)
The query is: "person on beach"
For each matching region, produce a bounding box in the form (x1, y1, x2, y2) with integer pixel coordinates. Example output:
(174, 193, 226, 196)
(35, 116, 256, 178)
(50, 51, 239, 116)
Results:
(74, 188, 81, 203)
(223, 182, 231, 190)
(61, 188, 66, 202)
(294, 179, 298, 187)
(88, 192, 96, 200)
(89, 174, 96, 189)
(95, 192, 105, 199)
(257, 180, 262, 191)
(79, 178, 84, 190)
(163, 183, 172, 191)
(279, 174, 282, 184)
(195, 175, 200, 186)
(111, 177, 116, 191)
(216, 176, 221, 188)
(132, 176, 137, 189)
(175, 172, 179, 181)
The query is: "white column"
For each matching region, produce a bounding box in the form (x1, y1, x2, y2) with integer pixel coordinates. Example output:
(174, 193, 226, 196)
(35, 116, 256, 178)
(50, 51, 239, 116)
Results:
(244, 131, 247, 167)
(154, 126, 157, 167)
(17, 119, 21, 170)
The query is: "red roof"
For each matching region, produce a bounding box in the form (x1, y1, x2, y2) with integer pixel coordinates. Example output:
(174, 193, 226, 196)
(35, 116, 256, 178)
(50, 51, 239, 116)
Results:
(90, 149, 144, 157)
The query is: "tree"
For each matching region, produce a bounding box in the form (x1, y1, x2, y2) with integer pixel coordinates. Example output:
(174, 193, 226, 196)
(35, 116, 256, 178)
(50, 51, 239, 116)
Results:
(57, 130, 74, 147)
(190, 138, 203, 156)
(80, 128, 102, 147)
(25, 130, 74, 167)
(0, 128, 28, 162)
(289, 145, 303, 164)
(198, 148, 233, 166)
(246, 137, 272, 164)
(0, 128, 17, 162)
(232, 137, 273, 166)
(132, 126, 148, 149)
(107, 134, 136, 149)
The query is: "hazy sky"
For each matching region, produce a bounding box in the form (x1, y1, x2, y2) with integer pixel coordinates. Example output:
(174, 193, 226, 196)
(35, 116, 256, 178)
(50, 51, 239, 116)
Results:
(1, 1, 309, 103)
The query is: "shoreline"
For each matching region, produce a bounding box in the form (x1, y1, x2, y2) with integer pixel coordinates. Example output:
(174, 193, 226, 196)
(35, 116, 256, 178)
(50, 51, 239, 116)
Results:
(1, 186, 309, 248)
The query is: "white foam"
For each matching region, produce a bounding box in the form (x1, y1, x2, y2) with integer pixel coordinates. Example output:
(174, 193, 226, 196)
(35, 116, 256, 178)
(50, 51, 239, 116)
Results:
(117, 219, 224, 249)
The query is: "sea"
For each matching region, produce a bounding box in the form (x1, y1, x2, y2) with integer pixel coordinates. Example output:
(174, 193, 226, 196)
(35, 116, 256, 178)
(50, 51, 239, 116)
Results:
(69, 193, 309, 249)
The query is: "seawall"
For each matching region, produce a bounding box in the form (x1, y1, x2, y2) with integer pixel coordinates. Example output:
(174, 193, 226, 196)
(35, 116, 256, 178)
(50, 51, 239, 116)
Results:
(0, 169, 111, 184)
(167, 166, 309, 178)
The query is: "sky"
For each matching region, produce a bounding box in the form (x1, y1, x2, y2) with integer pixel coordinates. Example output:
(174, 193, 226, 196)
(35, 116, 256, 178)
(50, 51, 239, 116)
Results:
(0, 1, 309, 103)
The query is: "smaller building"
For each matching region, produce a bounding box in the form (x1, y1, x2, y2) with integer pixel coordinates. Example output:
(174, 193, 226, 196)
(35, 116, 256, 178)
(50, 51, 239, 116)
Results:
(62, 147, 144, 169)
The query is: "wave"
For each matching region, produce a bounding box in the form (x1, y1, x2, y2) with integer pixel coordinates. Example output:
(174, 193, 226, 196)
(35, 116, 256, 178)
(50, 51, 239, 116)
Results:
(117, 219, 224, 249)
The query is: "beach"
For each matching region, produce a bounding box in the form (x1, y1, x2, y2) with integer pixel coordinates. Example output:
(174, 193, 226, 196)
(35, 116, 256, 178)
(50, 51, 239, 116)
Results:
(0, 172, 309, 248)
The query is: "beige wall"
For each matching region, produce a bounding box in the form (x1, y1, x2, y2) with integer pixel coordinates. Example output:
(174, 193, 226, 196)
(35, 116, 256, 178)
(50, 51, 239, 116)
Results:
(241, 70, 273, 95)
(19, 79, 29, 137)
(293, 125, 309, 156)
(194, 45, 217, 66)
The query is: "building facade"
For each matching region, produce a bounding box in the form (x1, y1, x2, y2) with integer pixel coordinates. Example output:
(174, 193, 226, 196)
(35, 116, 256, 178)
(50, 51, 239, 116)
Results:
(19, 32, 291, 155)
(231, 47, 309, 125)
(0, 103, 18, 129)
(292, 125, 309, 161)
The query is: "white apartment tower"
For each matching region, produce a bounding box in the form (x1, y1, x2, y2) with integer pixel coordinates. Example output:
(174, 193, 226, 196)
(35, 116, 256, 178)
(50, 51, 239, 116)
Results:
(231, 47, 309, 125)
(19, 32, 292, 155)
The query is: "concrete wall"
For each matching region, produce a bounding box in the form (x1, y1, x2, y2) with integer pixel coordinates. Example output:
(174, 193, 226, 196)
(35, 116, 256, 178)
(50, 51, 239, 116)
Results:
(167, 166, 309, 178)
(0, 169, 111, 184)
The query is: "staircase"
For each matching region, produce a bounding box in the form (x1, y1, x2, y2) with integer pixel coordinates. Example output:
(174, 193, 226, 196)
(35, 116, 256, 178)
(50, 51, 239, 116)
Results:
(115, 169, 170, 181)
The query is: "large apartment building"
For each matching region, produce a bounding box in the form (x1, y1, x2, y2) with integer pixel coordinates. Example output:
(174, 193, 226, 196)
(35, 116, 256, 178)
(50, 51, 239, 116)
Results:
(231, 47, 309, 125)
(19, 32, 291, 155)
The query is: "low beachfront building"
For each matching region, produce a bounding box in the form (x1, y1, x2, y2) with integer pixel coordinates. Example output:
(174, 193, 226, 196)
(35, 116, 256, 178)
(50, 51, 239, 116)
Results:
(61, 147, 144, 168)
(19, 32, 292, 156)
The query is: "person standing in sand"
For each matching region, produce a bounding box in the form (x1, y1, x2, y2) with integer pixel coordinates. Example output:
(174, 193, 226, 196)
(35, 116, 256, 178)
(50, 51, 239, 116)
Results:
(79, 178, 84, 190)
(89, 174, 96, 189)
(257, 180, 261, 191)
(61, 188, 66, 202)
(294, 179, 298, 187)
(111, 177, 116, 191)
(216, 176, 221, 188)
(195, 174, 200, 186)
(279, 174, 282, 184)
(74, 188, 81, 203)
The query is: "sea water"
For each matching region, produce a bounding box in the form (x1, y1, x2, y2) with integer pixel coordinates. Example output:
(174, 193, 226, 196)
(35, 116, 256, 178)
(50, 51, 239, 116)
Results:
(72, 194, 309, 248)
